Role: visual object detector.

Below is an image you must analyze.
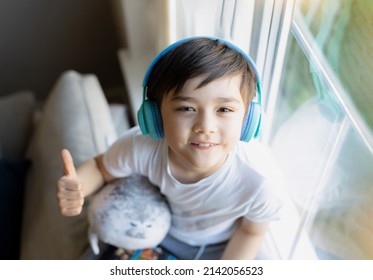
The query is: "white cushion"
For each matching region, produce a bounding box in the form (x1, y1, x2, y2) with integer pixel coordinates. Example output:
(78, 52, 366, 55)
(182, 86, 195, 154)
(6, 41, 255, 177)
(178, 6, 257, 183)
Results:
(109, 103, 131, 137)
(21, 70, 118, 259)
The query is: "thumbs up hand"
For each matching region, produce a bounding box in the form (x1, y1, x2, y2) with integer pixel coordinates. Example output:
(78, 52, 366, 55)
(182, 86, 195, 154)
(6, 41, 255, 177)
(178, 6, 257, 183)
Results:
(57, 149, 85, 216)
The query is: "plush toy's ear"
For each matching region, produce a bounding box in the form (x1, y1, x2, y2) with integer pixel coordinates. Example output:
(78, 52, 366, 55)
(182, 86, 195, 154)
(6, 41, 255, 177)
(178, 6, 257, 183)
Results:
(87, 175, 171, 255)
(88, 227, 100, 255)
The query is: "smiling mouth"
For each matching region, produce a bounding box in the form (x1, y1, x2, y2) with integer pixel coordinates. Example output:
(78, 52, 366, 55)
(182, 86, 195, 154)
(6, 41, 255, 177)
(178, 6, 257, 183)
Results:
(191, 142, 218, 148)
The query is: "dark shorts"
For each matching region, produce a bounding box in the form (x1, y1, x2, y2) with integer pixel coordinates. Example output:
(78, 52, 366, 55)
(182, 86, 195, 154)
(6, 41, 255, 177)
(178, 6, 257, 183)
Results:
(160, 234, 228, 260)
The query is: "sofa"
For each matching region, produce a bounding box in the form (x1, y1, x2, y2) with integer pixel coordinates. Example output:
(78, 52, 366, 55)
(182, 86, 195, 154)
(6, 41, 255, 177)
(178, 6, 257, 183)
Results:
(0, 70, 130, 259)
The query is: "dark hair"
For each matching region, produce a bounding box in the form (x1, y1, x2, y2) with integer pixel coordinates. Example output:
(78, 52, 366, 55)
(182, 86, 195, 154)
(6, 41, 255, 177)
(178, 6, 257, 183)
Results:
(146, 38, 257, 108)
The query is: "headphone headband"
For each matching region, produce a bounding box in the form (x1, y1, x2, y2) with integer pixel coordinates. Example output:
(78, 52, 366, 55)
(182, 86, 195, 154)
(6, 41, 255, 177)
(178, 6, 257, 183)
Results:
(142, 36, 262, 106)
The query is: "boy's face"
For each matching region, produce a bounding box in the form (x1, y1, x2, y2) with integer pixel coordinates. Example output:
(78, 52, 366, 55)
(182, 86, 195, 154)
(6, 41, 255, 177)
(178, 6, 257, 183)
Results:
(160, 74, 246, 183)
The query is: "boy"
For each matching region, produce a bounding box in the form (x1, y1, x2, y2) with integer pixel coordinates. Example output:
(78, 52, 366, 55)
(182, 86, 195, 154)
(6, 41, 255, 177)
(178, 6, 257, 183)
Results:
(57, 37, 282, 259)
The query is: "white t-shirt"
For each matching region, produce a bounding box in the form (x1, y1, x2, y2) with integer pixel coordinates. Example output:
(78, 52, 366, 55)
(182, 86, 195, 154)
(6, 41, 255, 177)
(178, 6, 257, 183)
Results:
(103, 126, 282, 246)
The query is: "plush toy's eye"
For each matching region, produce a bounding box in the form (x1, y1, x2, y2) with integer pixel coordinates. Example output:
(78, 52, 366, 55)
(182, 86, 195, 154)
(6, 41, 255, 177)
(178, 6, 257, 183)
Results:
(146, 224, 152, 228)
(130, 222, 137, 227)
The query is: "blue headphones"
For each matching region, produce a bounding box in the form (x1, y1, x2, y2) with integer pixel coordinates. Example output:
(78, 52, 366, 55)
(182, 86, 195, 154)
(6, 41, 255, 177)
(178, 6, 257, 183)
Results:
(137, 36, 262, 142)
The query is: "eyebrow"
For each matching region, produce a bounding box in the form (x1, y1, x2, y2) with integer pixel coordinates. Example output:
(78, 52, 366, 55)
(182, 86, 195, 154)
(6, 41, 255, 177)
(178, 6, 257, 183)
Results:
(171, 96, 242, 104)
(171, 96, 194, 102)
(216, 97, 242, 104)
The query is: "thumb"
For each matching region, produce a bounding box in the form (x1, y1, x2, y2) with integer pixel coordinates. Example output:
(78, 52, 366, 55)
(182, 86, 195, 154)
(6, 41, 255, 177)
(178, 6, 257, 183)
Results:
(61, 148, 77, 177)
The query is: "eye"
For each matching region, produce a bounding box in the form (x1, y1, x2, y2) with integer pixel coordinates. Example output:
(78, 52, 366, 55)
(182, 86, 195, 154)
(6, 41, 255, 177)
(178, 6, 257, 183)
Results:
(130, 222, 137, 227)
(218, 107, 233, 113)
(176, 106, 195, 112)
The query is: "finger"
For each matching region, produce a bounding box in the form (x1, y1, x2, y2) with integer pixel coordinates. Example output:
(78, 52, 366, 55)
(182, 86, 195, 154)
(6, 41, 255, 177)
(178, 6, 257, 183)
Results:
(57, 184, 84, 199)
(61, 207, 83, 217)
(58, 198, 84, 209)
(57, 190, 84, 215)
(61, 149, 77, 177)
(57, 177, 83, 192)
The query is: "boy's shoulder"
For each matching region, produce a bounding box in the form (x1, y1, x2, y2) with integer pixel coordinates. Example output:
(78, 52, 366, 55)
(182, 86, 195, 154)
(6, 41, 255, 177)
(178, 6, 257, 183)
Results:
(103, 126, 167, 178)
(234, 140, 282, 179)
(118, 126, 164, 147)
(120, 125, 144, 138)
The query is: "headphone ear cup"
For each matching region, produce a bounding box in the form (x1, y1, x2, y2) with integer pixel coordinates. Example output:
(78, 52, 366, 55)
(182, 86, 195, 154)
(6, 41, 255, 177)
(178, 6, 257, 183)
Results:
(137, 103, 148, 135)
(240, 102, 262, 142)
(137, 100, 164, 140)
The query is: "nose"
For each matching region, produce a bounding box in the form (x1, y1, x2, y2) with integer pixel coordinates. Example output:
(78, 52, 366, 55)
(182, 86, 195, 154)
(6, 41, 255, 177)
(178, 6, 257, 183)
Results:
(192, 111, 217, 134)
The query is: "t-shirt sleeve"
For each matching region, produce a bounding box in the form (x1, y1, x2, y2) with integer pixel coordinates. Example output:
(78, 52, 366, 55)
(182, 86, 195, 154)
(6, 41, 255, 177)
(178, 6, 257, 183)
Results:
(103, 126, 157, 178)
(102, 127, 137, 178)
(237, 140, 284, 223)
(244, 179, 283, 223)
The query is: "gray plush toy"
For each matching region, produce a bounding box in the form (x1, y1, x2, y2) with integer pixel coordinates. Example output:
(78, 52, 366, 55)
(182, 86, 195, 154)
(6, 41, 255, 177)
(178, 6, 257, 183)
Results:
(88, 174, 171, 255)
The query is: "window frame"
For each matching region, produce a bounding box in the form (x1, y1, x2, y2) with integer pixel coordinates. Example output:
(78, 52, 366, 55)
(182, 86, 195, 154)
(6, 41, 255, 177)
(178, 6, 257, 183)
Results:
(261, 0, 373, 259)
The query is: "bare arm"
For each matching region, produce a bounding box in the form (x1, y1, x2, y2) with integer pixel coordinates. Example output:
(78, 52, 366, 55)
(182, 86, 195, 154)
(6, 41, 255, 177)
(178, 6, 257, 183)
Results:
(56, 149, 117, 216)
(221, 218, 268, 260)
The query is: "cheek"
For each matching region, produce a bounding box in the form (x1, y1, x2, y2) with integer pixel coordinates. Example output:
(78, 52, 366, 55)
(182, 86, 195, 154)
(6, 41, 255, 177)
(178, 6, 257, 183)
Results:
(163, 115, 183, 133)
(224, 123, 243, 141)
(223, 113, 246, 132)
(225, 116, 246, 142)
(161, 109, 189, 134)
(162, 115, 189, 144)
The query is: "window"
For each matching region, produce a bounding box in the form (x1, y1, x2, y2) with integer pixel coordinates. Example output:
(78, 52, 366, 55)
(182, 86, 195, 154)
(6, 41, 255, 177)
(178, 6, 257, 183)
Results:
(266, 0, 373, 259)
